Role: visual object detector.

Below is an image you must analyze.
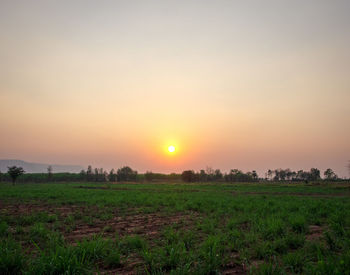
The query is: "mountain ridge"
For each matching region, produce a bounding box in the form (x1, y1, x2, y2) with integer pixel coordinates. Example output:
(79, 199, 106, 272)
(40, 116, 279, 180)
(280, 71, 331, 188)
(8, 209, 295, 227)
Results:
(0, 159, 83, 173)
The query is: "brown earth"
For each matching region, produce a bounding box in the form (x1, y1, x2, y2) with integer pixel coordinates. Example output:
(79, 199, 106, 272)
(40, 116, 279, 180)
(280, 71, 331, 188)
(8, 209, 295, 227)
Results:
(306, 225, 325, 241)
(0, 202, 204, 273)
(0, 202, 199, 242)
(65, 211, 198, 242)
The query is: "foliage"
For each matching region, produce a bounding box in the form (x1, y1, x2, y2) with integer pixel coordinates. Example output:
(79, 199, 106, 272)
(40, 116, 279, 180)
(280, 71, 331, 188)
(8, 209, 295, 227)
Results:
(117, 166, 137, 181)
(7, 166, 25, 185)
(181, 170, 196, 182)
(324, 168, 338, 180)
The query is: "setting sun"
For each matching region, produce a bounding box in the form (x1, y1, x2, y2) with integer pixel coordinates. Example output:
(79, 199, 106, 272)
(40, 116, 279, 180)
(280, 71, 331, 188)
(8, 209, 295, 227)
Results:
(168, 145, 175, 153)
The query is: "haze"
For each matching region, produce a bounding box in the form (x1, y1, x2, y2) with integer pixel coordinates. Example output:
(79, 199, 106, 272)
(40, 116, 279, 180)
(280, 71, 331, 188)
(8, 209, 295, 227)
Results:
(1, 0, 349, 177)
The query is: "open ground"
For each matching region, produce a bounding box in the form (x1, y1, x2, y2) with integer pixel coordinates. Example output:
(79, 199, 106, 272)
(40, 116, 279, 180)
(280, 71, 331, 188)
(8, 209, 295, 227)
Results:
(0, 182, 350, 274)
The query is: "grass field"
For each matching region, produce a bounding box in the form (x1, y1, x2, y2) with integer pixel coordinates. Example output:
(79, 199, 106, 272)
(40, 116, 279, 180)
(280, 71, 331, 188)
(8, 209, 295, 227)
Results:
(0, 182, 350, 274)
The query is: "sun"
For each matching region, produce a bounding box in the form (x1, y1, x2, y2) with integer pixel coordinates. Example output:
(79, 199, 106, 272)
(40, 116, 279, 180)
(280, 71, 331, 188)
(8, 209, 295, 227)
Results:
(168, 145, 175, 153)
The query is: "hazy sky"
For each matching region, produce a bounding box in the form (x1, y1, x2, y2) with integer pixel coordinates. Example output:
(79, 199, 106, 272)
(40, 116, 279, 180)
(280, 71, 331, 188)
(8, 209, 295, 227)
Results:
(1, 0, 349, 177)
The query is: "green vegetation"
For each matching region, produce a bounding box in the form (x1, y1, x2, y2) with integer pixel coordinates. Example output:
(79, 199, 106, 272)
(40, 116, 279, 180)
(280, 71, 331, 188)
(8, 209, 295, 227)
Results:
(0, 181, 349, 274)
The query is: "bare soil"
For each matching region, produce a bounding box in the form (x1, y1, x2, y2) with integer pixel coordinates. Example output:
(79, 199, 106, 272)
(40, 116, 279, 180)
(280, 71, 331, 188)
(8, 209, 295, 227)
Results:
(306, 225, 325, 241)
(0, 202, 199, 242)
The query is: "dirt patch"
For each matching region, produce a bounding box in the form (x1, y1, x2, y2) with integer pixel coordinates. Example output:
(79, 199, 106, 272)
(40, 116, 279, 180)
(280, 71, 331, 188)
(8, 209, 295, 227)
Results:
(0, 202, 98, 218)
(222, 253, 246, 275)
(0, 202, 199, 242)
(221, 262, 246, 275)
(1, 202, 203, 274)
(65, 211, 198, 242)
(98, 254, 144, 275)
(306, 225, 324, 241)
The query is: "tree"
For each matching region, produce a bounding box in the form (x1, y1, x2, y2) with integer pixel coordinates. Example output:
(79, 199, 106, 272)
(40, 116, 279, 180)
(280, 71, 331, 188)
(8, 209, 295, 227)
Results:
(181, 170, 196, 182)
(7, 166, 25, 185)
(285, 169, 293, 181)
(117, 166, 137, 182)
(47, 165, 53, 181)
(206, 166, 215, 181)
(251, 170, 258, 180)
(309, 168, 321, 181)
(109, 169, 116, 182)
(86, 165, 93, 181)
(145, 171, 154, 181)
(324, 168, 337, 180)
(79, 170, 86, 181)
(199, 170, 207, 182)
(94, 168, 99, 181)
(267, 169, 273, 180)
(214, 169, 223, 181)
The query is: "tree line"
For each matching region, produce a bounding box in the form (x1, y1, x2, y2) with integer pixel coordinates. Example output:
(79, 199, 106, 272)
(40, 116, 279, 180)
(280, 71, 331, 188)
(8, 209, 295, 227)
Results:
(181, 168, 259, 182)
(181, 167, 341, 183)
(0, 165, 347, 184)
(265, 168, 339, 182)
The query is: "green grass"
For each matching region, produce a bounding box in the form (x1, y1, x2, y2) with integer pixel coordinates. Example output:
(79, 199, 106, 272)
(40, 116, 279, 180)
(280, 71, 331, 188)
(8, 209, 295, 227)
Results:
(0, 181, 349, 274)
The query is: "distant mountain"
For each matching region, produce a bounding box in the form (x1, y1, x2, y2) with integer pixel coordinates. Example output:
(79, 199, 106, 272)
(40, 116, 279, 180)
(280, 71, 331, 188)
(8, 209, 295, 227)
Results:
(0, 159, 83, 173)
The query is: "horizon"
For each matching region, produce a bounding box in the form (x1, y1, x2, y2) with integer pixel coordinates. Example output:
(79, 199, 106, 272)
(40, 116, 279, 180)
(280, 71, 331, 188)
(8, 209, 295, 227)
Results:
(1, 1, 349, 177)
(0, 158, 348, 179)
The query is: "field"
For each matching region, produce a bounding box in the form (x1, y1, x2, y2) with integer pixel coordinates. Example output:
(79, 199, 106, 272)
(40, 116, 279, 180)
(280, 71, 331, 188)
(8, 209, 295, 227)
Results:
(0, 182, 350, 274)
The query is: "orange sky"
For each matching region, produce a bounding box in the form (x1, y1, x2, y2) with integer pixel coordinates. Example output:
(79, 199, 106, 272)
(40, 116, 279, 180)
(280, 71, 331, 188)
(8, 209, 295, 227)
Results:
(0, 1, 349, 177)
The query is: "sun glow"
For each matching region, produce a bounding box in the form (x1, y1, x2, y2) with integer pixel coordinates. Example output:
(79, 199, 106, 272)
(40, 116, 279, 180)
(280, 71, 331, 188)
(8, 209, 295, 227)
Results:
(168, 145, 175, 153)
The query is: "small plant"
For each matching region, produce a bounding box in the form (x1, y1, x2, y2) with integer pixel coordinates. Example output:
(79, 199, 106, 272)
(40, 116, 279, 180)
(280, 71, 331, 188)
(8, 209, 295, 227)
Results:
(0, 239, 25, 275)
(82, 215, 95, 226)
(120, 235, 147, 252)
(163, 227, 180, 245)
(254, 241, 274, 260)
(162, 242, 187, 271)
(76, 236, 111, 262)
(29, 223, 49, 243)
(272, 238, 288, 254)
(285, 233, 305, 249)
(260, 218, 285, 240)
(199, 235, 225, 274)
(17, 215, 35, 226)
(103, 225, 114, 233)
(0, 221, 9, 236)
(324, 231, 338, 251)
(289, 215, 307, 233)
(143, 248, 161, 274)
(283, 251, 305, 273)
(47, 214, 58, 223)
(64, 214, 75, 225)
(15, 226, 24, 235)
(100, 212, 113, 221)
(251, 261, 283, 275)
(226, 229, 245, 251)
(29, 245, 87, 275)
(182, 230, 195, 251)
(104, 249, 121, 268)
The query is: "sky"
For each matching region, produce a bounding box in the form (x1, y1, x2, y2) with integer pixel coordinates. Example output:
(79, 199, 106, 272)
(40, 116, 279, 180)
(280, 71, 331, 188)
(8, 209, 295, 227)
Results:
(0, 0, 349, 177)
